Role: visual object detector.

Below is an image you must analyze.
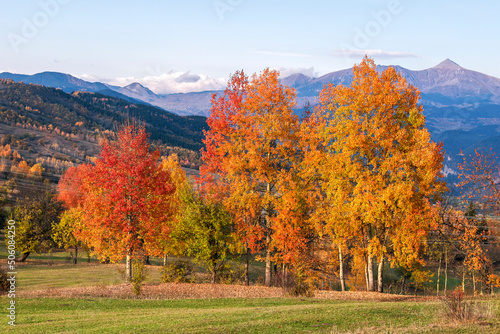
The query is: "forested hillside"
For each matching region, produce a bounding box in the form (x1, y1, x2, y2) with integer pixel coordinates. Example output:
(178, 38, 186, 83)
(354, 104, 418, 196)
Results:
(0, 79, 207, 178)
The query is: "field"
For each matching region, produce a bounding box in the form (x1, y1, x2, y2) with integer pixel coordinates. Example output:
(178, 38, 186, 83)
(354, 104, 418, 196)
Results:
(1, 237, 500, 333)
(4, 296, 499, 333)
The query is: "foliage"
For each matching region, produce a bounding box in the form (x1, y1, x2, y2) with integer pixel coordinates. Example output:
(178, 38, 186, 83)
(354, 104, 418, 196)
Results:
(199, 69, 313, 286)
(217, 262, 246, 285)
(159, 154, 190, 256)
(51, 208, 87, 264)
(160, 260, 194, 283)
(458, 149, 500, 215)
(409, 268, 434, 295)
(130, 260, 149, 296)
(57, 124, 177, 266)
(174, 188, 236, 284)
(438, 203, 500, 294)
(288, 263, 317, 297)
(12, 188, 64, 258)
(306, 56, 446, 290)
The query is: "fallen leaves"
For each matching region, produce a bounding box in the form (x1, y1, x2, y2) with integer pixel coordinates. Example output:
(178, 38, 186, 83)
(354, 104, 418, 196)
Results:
(23, 282, 415, 301)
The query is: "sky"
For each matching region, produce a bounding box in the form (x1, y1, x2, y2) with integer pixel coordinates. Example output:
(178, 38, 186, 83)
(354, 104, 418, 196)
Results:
(0, 0, 498, 94)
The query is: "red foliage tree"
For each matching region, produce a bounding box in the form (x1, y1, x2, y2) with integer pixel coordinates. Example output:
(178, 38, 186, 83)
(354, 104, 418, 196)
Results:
(58, 125, 176, 280)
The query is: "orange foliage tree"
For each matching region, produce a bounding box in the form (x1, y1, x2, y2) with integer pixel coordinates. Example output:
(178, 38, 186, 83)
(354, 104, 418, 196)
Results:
(58, 125, 176, 280)
(306, 57, 445, 292)
(457, 150, 500, 293)
(199, 69, 312, 286)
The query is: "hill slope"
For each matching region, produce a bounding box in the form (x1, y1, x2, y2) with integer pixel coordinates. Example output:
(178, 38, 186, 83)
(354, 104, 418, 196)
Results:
(0, 79, 207, 177)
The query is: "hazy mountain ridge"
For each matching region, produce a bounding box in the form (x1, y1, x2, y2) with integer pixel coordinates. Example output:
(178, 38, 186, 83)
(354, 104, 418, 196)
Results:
(3, 59, 500, 117)
(3, 60, 500, 171)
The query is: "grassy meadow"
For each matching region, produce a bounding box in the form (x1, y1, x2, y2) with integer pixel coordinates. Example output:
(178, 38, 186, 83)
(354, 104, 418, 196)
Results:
(1, 232, 500, 333)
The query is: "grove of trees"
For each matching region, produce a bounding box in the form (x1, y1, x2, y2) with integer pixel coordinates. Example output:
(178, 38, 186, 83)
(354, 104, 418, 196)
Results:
(9, 57, 500, 294)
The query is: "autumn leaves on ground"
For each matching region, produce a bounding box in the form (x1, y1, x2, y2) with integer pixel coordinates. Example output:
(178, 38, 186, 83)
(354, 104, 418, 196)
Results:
(2, 57, 500, 333)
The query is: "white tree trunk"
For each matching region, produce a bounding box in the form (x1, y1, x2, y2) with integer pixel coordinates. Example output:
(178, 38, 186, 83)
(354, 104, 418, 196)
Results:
(338, 245, 345, 292)
(126, 253, 132, 281)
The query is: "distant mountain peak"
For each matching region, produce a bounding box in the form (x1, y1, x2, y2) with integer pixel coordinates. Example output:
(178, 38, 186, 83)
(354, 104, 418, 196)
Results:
(433, 58, 461, 69)
(123, 82, 155, 96)
(125, 82, 146, 89)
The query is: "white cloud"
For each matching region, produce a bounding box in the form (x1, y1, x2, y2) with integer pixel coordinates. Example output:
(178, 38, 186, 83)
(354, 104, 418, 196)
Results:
(273, 67, 316, 78)
(78, 73, 103, 83)
(100, 71, 226, 94)
(333, 49, 419, 59)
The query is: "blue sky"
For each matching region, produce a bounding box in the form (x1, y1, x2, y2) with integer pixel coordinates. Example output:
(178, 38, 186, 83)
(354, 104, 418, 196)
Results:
(0, 0, 498, 93)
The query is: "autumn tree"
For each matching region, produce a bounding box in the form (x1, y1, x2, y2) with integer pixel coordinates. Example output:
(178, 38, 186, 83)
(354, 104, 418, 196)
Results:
(12, 187, 64, 262)
(173, 187, 236, 284)
(57, 125, 176, 280)
(52, 208, 87, 264)
(457, 150, 500, 293)
(159, 153, 190, 265)
(57, 163, 88, 209)
(199, 69, 311, 286)
(307, 57, 445, 292)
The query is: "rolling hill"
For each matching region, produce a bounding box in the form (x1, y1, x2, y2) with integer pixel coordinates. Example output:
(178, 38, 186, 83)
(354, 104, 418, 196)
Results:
(0, 79, 207, 180)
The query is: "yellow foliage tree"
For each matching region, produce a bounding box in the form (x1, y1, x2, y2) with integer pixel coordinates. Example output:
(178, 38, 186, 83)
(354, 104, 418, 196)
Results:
(307, 56, 446, 291)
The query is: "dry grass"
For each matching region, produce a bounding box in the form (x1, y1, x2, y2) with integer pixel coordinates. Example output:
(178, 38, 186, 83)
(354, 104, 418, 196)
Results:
(21, 282, 417, 301)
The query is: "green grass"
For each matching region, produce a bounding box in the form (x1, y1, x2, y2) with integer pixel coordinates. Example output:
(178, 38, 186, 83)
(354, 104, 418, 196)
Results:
(1, 297, 499, 333)
(15, 263, 147, 291)
(2, 229, 500, 333)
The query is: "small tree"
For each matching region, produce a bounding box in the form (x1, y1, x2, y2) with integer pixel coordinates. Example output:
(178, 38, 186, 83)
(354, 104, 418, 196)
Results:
(13, 188, 64, 262)
(175, 189, 235, 284)
(52, 208, 88, 264)
(159, 154, 190, 264)
(131, 260, 148, 296)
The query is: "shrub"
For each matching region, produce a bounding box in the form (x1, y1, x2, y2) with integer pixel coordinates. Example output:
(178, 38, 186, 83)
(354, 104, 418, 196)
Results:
(0, 267, 9, 295)
(441, 288, 476, 321)
(410, 269, 433, 295)
(278, 264, 316, 297)
(130, 260, 148, 296)
(217, 262, 245, 285)
(441, 288, 498, 323)
(160, 260, 193, 283)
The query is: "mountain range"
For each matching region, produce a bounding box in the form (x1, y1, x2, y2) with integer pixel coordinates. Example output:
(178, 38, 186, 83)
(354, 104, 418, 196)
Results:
(2, 59, 500, 118)
(3, 59, 500, 179)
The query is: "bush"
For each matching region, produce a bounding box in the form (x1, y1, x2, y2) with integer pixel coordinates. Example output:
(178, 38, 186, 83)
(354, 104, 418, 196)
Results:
(160, 260, 193, 283)
(217, 262, 245, 285)
(441, 288, 475, 321)
(130, 260, 148, 296)
(0, 267, 9, 295)
(277, 264, 316, 297)
(441, 288, 498, 323)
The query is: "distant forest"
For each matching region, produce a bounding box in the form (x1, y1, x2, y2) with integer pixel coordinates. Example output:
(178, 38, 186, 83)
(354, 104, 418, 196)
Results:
(0, 79, 208, 177)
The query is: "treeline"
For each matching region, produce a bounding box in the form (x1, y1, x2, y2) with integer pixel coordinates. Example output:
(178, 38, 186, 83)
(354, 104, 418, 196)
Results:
(9, 58, 500, 296)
